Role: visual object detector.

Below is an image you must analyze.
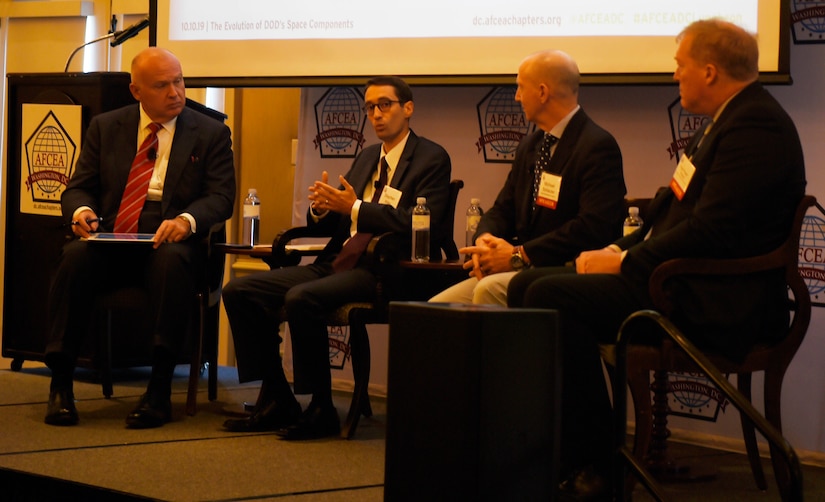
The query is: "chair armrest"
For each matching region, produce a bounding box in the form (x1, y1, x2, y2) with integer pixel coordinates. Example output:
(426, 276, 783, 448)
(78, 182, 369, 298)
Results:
(204, 221, 227, 304)
(266, 225, 331, 268)
(649, 248, 785, 315)
(364, 232, 405, 304)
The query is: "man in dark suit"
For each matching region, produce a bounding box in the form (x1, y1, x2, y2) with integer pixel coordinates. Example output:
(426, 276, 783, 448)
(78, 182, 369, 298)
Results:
(222, 76, 451, 439)
(509, 19, 806, 499)
(431, 50, 625, 305)
(44, 47, 236, 428)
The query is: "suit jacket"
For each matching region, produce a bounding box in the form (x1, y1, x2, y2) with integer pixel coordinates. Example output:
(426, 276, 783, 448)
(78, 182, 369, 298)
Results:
(477, 108, 626, 265)
(308, 130, 452, 262)
(616, 82, 806, 359)
(62, 104, 236, 238)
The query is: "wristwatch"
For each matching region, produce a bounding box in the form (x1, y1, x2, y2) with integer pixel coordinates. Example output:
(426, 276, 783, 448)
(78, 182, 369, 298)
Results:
(510, 245, 526, 270)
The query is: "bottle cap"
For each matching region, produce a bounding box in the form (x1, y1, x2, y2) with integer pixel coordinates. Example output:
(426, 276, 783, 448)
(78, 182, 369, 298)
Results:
(417, 196, 426, 204)
(248, 188, 257, 195)
(629, 206, 639, 215)
(470, 198, 480, 205)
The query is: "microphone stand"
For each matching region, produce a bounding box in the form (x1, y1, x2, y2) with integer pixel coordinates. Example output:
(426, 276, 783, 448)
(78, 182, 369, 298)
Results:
(64, 33, 115, 72)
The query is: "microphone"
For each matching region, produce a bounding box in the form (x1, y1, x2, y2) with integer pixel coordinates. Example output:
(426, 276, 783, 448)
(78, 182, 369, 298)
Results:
(111, 18, 150, 47)
(64, 18, 150, 72)
(147, 148, 157, 161)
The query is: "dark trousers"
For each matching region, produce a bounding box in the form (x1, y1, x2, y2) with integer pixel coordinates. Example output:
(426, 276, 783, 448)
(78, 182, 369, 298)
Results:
(508, 267, 651, 477)
(222, 262, 377, 398)
(46, 203, 200, 368)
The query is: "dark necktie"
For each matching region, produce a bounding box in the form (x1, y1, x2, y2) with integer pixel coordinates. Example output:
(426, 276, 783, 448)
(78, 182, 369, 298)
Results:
(114, 122, 161, 233)
(533, 133, 558, 210)
(331, 157, 390, 273)
(686, 120, 713, 160)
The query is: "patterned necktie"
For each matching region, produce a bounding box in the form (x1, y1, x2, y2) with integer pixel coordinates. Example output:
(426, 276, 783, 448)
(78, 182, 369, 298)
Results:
(533, 133, 558, 210)
(332, 157, 390, 273)
(114, 122, 161, 233)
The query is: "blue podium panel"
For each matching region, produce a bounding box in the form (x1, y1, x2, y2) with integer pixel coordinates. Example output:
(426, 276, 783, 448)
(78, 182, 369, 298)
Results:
(385, 302, 561, 501)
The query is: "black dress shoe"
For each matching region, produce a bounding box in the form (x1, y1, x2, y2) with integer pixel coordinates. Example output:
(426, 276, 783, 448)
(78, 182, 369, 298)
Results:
(558, 465, 613, 502)
(45, 389, 79, 426)
(275, 404, 340, 440)
(223, 400, 301, 432)
(125, 393, 172, 429)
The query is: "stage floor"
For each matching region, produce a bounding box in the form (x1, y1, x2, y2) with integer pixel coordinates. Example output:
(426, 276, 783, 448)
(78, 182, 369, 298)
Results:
(0, 361, 384, 501)
(1, 358, 822, 501)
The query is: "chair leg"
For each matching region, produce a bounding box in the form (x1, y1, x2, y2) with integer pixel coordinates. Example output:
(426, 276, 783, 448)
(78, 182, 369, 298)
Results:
(645, 370, 716, 482)
(207, 351, 218, 402)
(646, 369, 672, 473)
(100, 310, 114, 399)
(207, 305, 219, 402)
(626, 364, 654, 498)
(628, 366, 653, 463)
(763, 368, 790, 498)
(341, 316, 372, 439)
(736, 372, 767, 490)
(185, 293, 206, 416)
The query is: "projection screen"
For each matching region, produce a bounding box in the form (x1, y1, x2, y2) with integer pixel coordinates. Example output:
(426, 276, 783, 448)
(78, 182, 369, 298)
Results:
(151, 0, 790, 86)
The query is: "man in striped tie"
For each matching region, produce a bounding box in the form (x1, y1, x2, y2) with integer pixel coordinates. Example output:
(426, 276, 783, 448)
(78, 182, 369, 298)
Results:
(44, 47, 236, 429)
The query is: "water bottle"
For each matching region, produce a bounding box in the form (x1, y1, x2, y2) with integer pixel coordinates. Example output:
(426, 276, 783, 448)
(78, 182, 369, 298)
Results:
(242, 188, 261, 246)
(412, 196, 430, 262)
(623, 206, 643, 237)
(465, 198, 483, 247)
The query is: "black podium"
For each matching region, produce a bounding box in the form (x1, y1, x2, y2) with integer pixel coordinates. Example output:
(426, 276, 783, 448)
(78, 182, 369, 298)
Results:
(385, 302, 561, 501)
(2, 73, 136, 371)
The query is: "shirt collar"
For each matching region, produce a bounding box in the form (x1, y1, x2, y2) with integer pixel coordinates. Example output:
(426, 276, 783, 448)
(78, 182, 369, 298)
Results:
(381, 131, 411, 175)
(139, 106, 178, 134)
(547, 105, 580, 140)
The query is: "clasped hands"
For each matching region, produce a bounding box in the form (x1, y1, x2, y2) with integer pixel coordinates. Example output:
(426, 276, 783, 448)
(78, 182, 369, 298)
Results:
(459, 234, 514, 280)
(71, 209, 191, 249)
(308, 171, 356, 215)
(459, 234, 624, 279)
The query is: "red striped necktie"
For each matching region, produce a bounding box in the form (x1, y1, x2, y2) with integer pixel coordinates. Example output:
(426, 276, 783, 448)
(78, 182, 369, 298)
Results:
(114, 122, 161, 233)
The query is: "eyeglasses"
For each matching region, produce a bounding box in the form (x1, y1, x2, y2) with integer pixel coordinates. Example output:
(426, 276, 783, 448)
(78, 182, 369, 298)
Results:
(363, 100, 402, 115)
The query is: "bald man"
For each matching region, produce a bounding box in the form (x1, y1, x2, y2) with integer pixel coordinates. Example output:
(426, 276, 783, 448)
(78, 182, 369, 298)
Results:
(45, 47, 236, 429)
(430, 50, 625, 306)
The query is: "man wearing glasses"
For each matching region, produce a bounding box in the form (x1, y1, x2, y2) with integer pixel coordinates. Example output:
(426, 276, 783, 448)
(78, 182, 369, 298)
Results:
(222, 76, 451, 439)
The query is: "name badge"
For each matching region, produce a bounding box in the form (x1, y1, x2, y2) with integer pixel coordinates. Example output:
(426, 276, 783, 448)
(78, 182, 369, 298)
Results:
(378, 185, 402, 208)
(670, 153, 696, 201)
(536, 172, 562, 209)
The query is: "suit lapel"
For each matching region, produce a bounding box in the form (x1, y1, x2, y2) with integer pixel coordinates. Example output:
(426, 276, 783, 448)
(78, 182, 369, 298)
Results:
(528, 110, 586, 226)
(546, 109, 585, 175)
(112, 108, 140, 194)
(392, 132, 417, 188)
(162, 108, 196, 210)
(353, 148, 381, 198)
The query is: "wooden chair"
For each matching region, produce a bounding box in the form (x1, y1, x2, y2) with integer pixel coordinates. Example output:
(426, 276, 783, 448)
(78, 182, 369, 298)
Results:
(607, 195, 815, 497)
(95, 222, 226, 416)
(268, 179, 465, 438)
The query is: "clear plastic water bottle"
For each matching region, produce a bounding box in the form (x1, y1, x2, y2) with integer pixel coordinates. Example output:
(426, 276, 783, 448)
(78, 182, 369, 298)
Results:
(623, 206, 643, 237)
(242, 188, 261, 246)
(465, 198, 483, 247)
(412, 196, 430, 262)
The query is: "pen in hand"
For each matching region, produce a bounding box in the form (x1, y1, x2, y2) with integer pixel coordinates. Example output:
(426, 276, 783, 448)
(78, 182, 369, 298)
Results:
(70, 217, 103, 226)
